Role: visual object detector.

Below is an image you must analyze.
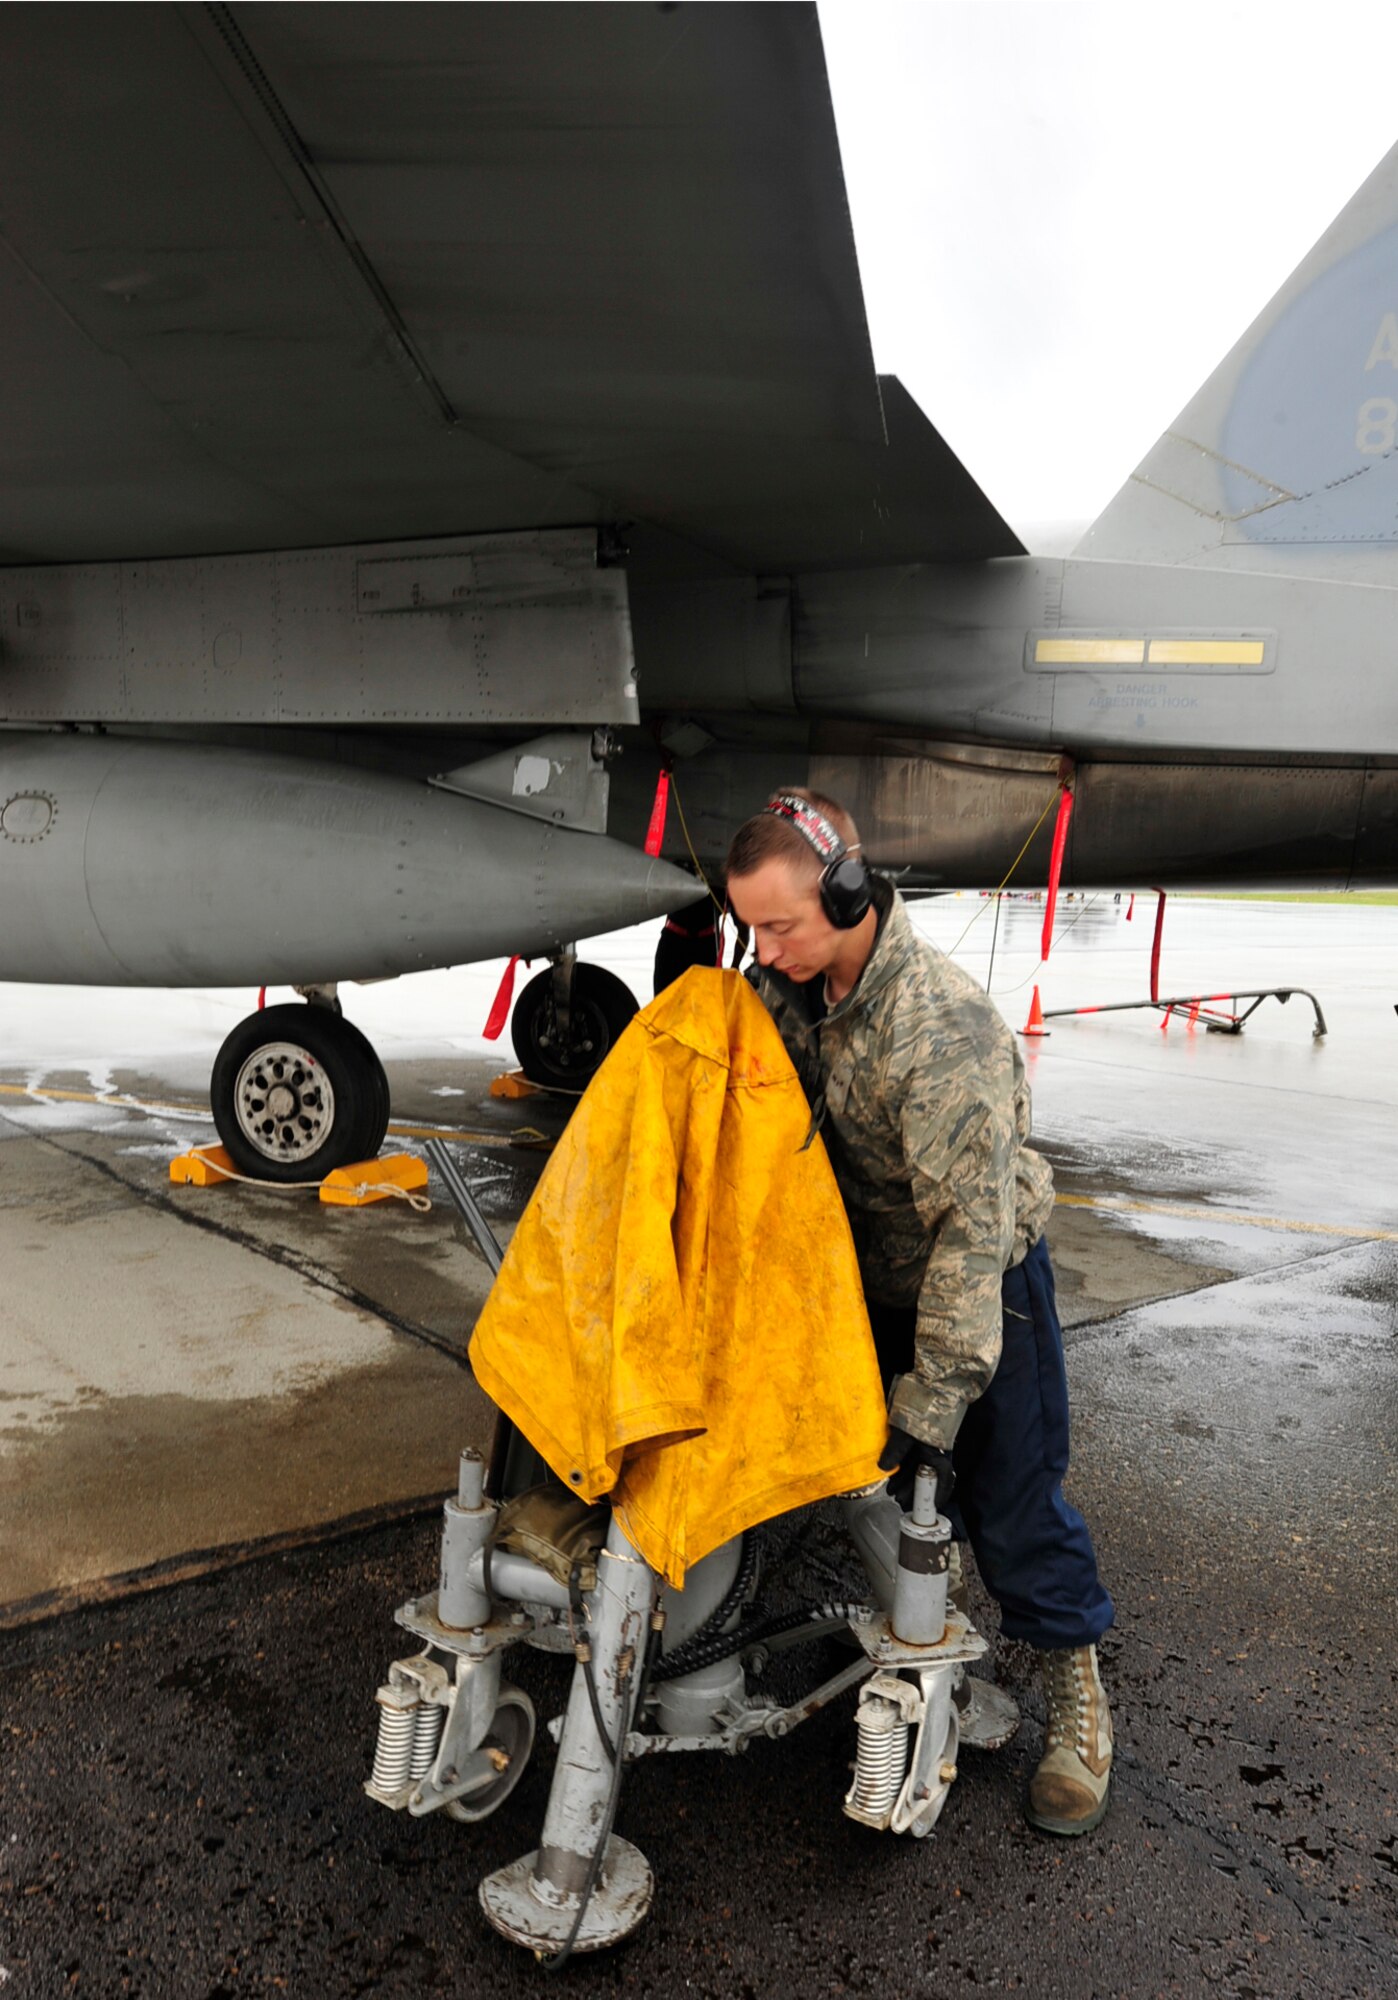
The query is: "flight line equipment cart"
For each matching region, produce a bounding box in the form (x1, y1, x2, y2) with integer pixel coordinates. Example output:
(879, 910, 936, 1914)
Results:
(361, 1141, 1018, 1961)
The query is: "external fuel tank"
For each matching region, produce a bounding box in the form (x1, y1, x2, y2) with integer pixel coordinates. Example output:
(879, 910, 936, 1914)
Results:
(0, 734, 693, 985)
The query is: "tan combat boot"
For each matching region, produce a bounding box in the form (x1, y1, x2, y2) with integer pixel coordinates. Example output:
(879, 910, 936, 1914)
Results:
(1025, 1644, 1113, 1835)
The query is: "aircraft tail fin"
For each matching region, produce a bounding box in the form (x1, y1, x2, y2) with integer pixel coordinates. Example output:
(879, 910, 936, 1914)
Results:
(1077, 141, 1398, 579)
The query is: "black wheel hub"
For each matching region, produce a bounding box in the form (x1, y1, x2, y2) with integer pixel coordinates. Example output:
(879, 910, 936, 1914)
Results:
(529, 999, 601, 1071)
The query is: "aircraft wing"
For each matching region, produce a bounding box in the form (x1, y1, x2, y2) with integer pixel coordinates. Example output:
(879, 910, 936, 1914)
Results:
(0, 1, 1020, 572)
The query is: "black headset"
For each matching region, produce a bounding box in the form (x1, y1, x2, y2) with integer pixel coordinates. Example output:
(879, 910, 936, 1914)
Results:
(763, 794, 872, 930)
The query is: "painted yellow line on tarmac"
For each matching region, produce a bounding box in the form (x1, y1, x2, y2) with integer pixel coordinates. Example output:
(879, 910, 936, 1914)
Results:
(4, 1082, 1388, 1230)
(385, 1120, 551, 1147)
(0, 1080, 206, 1116)
(1055, 1191, 1398, 1243)
(0, 1081, 537, 1149)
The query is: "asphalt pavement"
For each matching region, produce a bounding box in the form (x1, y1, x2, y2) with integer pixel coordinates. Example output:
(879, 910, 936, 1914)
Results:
(1, 896, 1395, 1997)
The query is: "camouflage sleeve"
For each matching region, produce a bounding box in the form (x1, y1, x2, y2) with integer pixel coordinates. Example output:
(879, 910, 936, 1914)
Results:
(749, 969, 823, 1106)
(885, 1082, 1013, 1451)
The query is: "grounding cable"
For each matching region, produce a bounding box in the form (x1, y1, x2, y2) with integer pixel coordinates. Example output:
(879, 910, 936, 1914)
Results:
(668, 769, 742, 966)
(942, 785, 1062, 960)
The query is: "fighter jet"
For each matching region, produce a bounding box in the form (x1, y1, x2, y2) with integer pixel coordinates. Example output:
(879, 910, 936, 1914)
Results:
(1, 4, 1394, 1178)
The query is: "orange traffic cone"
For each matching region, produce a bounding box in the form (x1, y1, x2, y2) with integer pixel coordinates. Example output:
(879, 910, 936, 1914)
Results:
(1020, 986, 1050, 1037)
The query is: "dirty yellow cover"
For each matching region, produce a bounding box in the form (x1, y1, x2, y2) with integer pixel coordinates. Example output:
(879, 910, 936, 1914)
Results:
(470, 968, 887, 1587)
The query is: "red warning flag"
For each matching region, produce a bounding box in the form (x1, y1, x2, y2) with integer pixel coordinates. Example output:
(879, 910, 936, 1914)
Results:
(483, 956, 522, 1041)
(1149, 891, 1167, 1004)
(644, 767, 672, 857)
(1039, 785, 1075, 962)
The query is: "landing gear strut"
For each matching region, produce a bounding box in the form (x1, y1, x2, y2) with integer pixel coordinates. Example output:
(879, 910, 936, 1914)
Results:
(510, 955, 638, 1090)
(210, 1001, 390, 1182)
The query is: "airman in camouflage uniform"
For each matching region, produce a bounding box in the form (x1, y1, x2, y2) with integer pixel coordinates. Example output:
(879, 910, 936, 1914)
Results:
(756, 876, 1054, 1451)
(726, 788, 1115, 1837)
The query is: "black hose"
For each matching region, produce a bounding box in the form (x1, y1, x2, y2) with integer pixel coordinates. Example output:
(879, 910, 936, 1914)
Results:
(540, 1610, 660, 1975)
(538, 1647, 632, 1973)
(701, 1529, 759, 1636)
(542, 1589, 857, 1967)
(569, 1560, 618, 1767)
(651, 1532, 757, 1681)
(652, 1600, 869, 1683)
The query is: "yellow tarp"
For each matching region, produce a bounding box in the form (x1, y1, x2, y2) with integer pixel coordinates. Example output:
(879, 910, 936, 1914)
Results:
(469, 968, 887, 1587)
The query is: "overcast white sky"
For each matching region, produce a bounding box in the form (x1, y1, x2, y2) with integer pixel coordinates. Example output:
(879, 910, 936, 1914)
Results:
(819, 0, 1396, 549)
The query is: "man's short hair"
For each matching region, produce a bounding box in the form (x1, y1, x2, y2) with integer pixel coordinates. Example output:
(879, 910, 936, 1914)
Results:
(726, 786, 862, 883)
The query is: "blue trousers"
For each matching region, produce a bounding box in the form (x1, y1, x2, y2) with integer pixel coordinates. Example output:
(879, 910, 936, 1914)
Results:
(867, 1235, 1114, 1651)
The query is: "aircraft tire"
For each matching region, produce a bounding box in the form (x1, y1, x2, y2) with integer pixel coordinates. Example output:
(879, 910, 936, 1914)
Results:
(211, 1002, 387, 1184)
(510, 963, 638, 1090)
(360, 1045, 391, 1161)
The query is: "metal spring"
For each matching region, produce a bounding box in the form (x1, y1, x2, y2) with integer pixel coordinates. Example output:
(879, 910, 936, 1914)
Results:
(371, 1698, 418, 1793)
(410, 1699, 444, 1780)
(849, 1697, 908, 1820)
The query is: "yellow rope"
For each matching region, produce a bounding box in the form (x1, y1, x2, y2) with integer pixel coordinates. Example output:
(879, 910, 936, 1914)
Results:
(667, 770, 725, 918)
(943, 787, 1062, 958)
(667, 769, 1067, 984)
(667, 768, 748, 968)
(996, 891, 1103, 995)
(188, 1142, 433, 1213)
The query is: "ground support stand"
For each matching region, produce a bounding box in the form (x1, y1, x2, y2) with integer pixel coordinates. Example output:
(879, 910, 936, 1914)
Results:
(366, 1164, 1020, 1955)
(1036, 890, 1327, 1039)
(364, 1469, 1021, 1956)
(1042, 986, 1327, 1038)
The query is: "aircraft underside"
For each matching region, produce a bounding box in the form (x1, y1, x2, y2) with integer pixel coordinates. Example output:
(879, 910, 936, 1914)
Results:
(2, 3, 1397, 1185)
(3, 719, 1392, 992)
(2, 704, 1392, 1183)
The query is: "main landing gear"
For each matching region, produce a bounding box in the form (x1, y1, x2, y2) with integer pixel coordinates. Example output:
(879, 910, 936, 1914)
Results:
(509, 953, 638, 1091)
(210, 998, 390, 1183)
(208, 949, 640, 1173)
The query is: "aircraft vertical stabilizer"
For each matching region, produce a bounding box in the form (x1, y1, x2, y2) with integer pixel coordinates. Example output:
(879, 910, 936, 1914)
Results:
(1077, 141, 1398, 580)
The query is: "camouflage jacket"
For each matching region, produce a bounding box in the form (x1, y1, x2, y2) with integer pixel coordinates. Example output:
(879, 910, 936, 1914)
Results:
(753, 879, 1055, 1449)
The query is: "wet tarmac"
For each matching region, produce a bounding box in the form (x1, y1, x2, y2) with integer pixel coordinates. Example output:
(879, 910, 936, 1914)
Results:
(1, 897, 1396, 1996)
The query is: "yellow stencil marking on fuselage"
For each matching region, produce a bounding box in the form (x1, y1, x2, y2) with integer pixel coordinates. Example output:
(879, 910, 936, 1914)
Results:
(1146, 639, 1266, 666)
(1034, 637, 1145, 665)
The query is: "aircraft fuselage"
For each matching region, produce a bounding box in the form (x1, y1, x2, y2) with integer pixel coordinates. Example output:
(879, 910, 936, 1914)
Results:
(2, 532, 1395, 990)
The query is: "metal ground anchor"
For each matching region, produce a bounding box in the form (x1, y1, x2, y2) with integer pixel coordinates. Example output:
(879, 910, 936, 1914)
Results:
(478, 1837, 654, 1954)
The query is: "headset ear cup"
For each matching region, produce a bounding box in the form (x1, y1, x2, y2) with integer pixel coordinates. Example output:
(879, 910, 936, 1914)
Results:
(821, 857, 872, 929)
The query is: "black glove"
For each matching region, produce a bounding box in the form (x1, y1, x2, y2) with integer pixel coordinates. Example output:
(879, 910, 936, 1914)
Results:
(878, 1428, 955, 1513)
